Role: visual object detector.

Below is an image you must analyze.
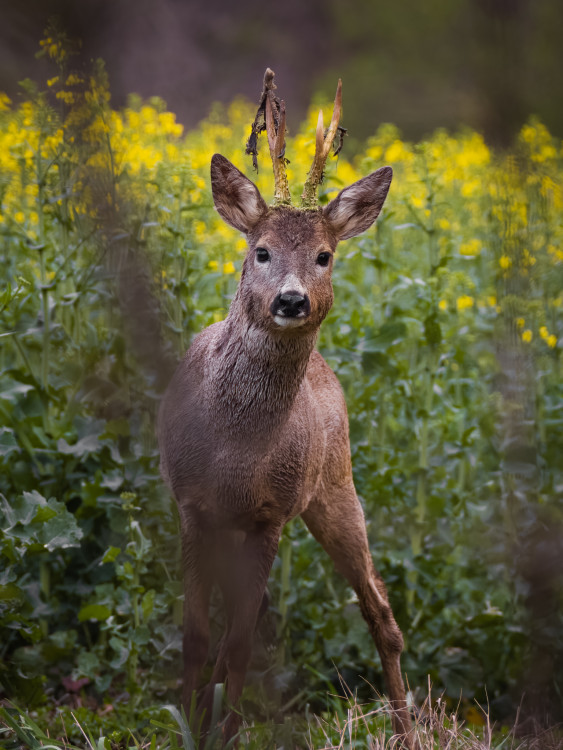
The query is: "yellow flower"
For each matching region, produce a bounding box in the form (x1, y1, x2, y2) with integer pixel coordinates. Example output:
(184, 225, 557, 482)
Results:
(547, 245, 563, 264)
(522, 329, 532, 343)
(522, 249, 536, 266)
(208, 260, 219, 271)
(516, 318, 525, 328)
(539, 326, 549, 340)
(55, 90, 75, 105)
(223, 261, 235, 274)
(547, 335, 557, 348)
(47, 76, 59, 87)
(459, 239, 482, 257)
(65, 74, 84, 86)
(499, 255, 512, 269)
(438, 299, 448, 311)
(384, 140, 413, 164)
(487, 296, 497, 307)
(456, 295, 474, 312)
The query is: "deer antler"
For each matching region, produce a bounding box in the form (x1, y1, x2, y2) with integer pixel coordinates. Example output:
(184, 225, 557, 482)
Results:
(246, 68, 291, 206)
(300, 79, 343, 209)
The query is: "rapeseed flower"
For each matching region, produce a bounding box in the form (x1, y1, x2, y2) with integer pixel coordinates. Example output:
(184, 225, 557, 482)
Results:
(456, 295, 474, 311)
(459, 239, 482, 256)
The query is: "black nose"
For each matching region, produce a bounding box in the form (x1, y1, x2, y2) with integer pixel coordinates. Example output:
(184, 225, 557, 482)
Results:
(273, 291, 309, 318)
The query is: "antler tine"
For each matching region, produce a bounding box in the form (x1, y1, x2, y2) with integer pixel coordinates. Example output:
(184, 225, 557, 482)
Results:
(301, 79, 343, 209)
(263, 69, 291, 206)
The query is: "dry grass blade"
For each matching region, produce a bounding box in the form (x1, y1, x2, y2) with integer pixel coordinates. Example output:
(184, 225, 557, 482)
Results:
(305, 686, 562, 750)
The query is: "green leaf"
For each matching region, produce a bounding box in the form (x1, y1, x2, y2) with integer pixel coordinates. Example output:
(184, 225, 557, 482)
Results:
(77, 650, 101, 675)
(0, 490, 46, 529)
(102, 545, 121, 563)
(37, 499, 84, 551)
(0, 383, 34, 402)
(162, 704, 196, 750)
(0, 427, 18, 457)
(78, 603, 112, 622)
(362, 321, 407, 352)
(424, 311, 442, 347)
(57, 433, 101, 457)
(0, 582, 24, 604)
(142, 589, 155, 621)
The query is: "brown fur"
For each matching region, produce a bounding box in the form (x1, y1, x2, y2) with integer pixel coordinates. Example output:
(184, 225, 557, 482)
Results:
(158, 154, 414, 746)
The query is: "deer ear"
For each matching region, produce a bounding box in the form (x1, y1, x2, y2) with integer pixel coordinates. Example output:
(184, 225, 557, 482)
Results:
(323, 166, 392, 241)
(211, 154, 268, 233)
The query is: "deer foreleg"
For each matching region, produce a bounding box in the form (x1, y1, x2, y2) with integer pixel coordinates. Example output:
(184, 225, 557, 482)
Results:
(179, 514, 212, 717)
(213, 527, 281, 744)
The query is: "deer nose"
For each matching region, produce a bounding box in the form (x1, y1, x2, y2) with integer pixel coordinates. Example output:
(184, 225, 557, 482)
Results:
(274, 291, 309, 318)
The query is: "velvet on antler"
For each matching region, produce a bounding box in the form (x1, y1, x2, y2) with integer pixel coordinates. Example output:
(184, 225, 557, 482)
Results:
(246, 70, 343, 208)
(245, 68, 291, 206)
(300, 79, 343, 209)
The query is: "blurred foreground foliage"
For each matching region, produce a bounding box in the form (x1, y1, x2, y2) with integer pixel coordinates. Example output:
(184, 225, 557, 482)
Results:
(0, 29, 562, 744)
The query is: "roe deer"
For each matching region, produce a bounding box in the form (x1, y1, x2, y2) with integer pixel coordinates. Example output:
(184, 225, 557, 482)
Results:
(158, 70, 414, 746)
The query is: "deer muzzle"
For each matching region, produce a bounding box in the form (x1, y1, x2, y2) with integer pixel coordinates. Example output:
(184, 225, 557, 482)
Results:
(271, 291, 311, 327)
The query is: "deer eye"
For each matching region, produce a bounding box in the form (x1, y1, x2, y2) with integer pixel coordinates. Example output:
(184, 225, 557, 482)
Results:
(256, 247, 270, 263)
(316, 252, 331, 267)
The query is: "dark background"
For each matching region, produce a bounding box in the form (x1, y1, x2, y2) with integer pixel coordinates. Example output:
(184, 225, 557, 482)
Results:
(1, 0, 563, 147)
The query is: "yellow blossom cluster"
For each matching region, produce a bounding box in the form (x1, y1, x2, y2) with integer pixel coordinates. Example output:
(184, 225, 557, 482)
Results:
(0, 43, 561, 353)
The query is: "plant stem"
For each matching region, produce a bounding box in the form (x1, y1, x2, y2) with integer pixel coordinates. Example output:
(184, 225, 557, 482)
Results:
(36, 149, 50, 396)
(278, 527, 292, 666)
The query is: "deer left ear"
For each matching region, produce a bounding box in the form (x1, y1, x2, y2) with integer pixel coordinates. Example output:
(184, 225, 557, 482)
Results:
(323, 166, 392, 241)
(211, 154, 268, 234)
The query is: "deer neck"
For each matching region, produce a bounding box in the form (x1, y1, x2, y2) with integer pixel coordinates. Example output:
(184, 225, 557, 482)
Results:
(211, 303, 317, 434)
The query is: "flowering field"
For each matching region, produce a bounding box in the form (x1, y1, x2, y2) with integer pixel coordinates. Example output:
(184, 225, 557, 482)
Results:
(0, 33, 562, 748)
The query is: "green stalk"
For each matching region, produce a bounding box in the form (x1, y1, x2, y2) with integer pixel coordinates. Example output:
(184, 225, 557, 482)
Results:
(416, 356, 434, 525)
(38, 246, 50, 390)
(377, 392, 386, 472)
(277, 528, 292, 666)
(39, 560, 50, 637)
(36, 149, 50, 394)
(174, 176, 186, 353)
(128, 511, 140, 706)
(456, 377, 467, 492)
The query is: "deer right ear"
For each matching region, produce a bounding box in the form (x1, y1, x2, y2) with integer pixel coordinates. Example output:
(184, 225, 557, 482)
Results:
(211, 154, 268, 233)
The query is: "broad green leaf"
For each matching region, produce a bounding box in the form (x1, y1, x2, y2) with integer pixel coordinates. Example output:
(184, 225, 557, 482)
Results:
(57, 433, 101, 457)
(78, 604, 112, 622)
(39, 509, 84, 551)
(102, 545, 121, 563)
(0, 490, 46, 529)
(0, 383, 34, 402)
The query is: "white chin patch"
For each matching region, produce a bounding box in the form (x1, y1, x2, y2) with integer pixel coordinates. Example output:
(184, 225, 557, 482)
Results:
(273, 315, 307, 328)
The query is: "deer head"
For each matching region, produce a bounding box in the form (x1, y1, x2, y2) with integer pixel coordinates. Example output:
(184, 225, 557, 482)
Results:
(210, 155, 392, 336)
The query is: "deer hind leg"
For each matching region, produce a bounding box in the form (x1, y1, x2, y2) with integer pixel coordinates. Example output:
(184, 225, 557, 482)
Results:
(301, 483, 414, 747)
(179, 512, 213, 717)
(205, 526, 281, 744)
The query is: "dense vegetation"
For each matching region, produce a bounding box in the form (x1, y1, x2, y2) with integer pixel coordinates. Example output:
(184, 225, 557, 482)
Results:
(0, 31, 562, 748)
